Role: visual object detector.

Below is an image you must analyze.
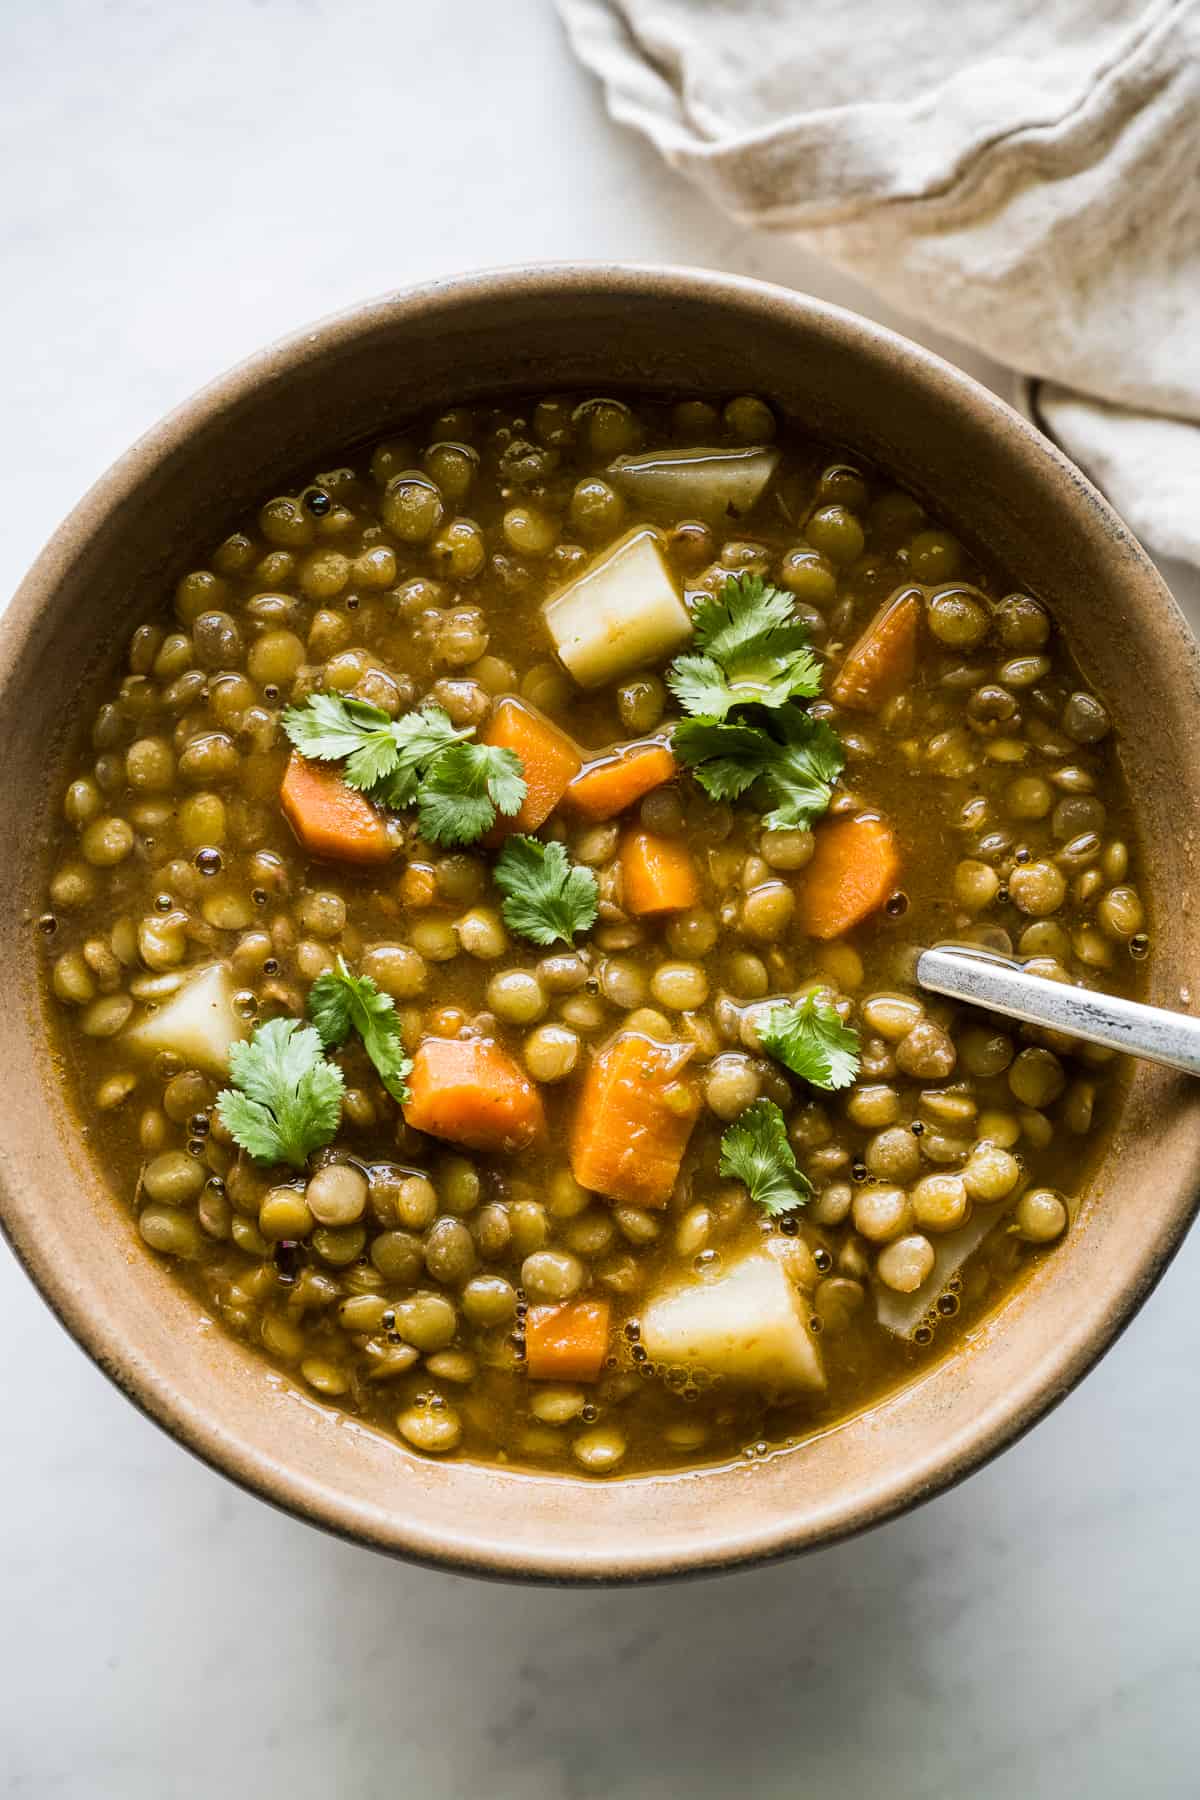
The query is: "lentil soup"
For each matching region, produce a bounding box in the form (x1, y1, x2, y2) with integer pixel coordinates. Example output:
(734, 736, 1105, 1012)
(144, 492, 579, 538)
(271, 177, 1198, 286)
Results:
(41, 391, 1145, 1479)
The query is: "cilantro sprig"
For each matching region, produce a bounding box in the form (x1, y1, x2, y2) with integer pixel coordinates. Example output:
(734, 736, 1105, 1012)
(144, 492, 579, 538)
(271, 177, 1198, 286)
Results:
(282, 695, 525, 846)
(216, 1018, 344, 1171)
(668, 574, 822, 719)
(759, 992, 861, 1091)
(416, 742, 526, 847)
(493, 835, 599, 946)
(666, 572, 844, 831)
(217, 958, 415, 1166)
(309, 957, 413, 1102)
(673, 709, 844, 830)
(281, 694, 469, 796)
(719, 1099, 812, 1217)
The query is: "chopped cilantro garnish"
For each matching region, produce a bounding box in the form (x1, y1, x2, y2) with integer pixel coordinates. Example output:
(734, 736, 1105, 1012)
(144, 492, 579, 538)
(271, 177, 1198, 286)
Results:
(493, 835, 600, 946)
(308, 957, 413, 1103)
(668, 573, 822, 719)
(216, 1018, 344, 1170)
(281, 695, 525, 845)
(718, 1099, 812, 1217)
(759, 992, 861, 1091)
(665, 570, 843, 830)
(415, 742, 525, 847)
(673, 708, 844, 830)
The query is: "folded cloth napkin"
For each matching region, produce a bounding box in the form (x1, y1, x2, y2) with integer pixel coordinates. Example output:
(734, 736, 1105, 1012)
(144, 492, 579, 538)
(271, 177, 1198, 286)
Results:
(558, 0, 1200, 566)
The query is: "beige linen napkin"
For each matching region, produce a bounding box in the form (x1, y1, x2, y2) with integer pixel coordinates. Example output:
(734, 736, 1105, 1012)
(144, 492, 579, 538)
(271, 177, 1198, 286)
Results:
(558, 0, 1200, 565)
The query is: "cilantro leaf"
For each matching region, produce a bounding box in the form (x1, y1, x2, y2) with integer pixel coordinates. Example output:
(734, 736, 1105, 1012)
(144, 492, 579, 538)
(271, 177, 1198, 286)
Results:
(666, 570, 843, 830)
(493, 835, 600, 946)
(281, 695, 509, 843)
(416, 743, 526, 847)
(282, 693, 396, 767)
(216, 1018, 344, 1170)
(669, 574, 821, 719)
(757, 711, 844, 830)
(673, 707, 844, 827)
(309, 956, 413, 1103)
(343, 732, 404, 793)
(671, 719, 772, 800)
(691, 574, 801, 663)
(718, 1099, 812, 1217)
(669, 652, 818, 721)
(760, 992, 861, 1091)
(366, 706, 472, 808)
(282, 695, 472, 802)
(307, 976, 352, 1047)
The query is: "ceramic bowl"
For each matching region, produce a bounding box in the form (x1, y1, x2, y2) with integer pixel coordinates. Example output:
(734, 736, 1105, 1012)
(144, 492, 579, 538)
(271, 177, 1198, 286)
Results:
(3, 265, 1198, 1581)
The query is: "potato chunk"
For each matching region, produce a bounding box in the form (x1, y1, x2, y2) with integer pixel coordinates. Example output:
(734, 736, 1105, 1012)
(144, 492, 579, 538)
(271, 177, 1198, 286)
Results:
(124, 963, 249, 1077)
(608, 445, 780, 527)
(641, 1251, 825, 1394)
(875, 1202, 1009, 1339)
(542, 527, 692, 688)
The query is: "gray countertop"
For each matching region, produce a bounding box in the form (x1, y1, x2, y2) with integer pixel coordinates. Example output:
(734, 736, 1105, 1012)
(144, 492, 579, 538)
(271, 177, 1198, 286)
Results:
(4, 5, 1197, 1794)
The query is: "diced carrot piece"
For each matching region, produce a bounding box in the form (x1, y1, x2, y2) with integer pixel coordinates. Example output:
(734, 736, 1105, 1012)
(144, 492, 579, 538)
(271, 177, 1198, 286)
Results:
(831, 585, 923, 713)
(404, 1035, 546, 1154)
(620, 827, 700, 916)
(564, 740, 678, 821)
(570, 1032, 701, 1209)
(526, 1299, 611, 1383)
(793, 816, 901, 940)
(481, 697, 582, 839)
(279, 752, 393, 866)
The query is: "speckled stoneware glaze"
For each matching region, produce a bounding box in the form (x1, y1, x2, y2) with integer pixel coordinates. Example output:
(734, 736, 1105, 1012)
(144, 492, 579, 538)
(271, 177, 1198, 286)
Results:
(3, 266, 1199, 1584)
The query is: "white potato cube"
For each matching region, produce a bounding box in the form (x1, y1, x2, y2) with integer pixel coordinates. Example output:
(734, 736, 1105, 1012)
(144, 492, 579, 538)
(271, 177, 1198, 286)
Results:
(124, 963, 249, 1078)
(608, 445, 780, 527)
(876, 1202, 1009, 1339)
(641, 1251, 825, 1394)
(542, 526, 692, 688)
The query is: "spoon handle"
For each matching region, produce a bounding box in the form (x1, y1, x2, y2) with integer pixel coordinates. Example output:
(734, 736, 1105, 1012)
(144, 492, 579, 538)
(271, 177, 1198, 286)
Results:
(916, 944, 1200, 1079)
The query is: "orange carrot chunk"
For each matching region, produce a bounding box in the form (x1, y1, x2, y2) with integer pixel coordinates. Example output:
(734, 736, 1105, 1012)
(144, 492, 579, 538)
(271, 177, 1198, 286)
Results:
(526, 1299, 611, 1383)
(620, 827, 700, 916)
(404, 1036, 546, 1154)
(279, 752, 393, 866)
(794, 816, 901, 940)
(570, 1031, 701, 1209)
(831, 585, 923, 713)
(564, 740, 678, 821)
(481, 697, 582, 838)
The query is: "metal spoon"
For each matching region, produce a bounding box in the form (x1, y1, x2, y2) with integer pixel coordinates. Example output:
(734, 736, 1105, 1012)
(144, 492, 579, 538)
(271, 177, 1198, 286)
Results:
(916, 942, 1200, 1079)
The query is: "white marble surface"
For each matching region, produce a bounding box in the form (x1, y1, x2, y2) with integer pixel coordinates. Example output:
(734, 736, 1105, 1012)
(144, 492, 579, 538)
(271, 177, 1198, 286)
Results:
(3, 4, 1198, 1794)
